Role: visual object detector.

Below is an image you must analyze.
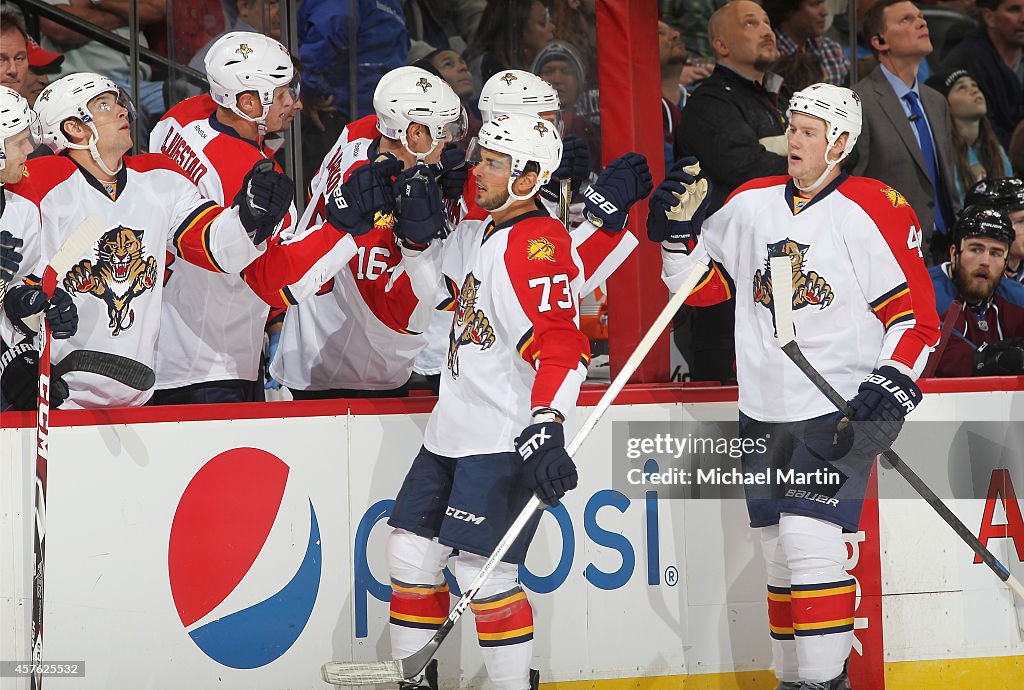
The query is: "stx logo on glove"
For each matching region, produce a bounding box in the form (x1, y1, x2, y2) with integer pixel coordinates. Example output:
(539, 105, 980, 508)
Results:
(517, 426, 552, 460)
(445, 506, 486, 524)
(863, 372, 917, 414)
(582, 186, 619, 219)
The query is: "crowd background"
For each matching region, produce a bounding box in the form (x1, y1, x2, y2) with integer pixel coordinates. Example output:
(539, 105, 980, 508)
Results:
(2, 0, 1023, 405)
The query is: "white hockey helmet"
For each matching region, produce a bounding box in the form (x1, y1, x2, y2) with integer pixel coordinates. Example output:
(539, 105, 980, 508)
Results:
(479, 70, 560, 124)
(472, 112, 562, 210)
(0, 86, 41, 173)
(786, 83, 862, 191)
(34, 72, 135, 176)
(205, 31, 295, 125)
(373, 66, 466, 159)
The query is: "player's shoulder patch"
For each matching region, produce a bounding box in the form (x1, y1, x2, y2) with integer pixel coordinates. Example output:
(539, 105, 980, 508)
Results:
(22, 155, 77, 199)
(508, 214, 571, 262)
(726, 174, 789, 205)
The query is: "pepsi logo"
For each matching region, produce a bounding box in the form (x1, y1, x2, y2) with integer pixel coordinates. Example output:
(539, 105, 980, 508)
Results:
(168, 448, 321, 669)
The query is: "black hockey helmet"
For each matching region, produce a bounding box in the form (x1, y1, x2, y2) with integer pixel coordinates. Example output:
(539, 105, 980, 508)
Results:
(964, 177, 1024, 213)
(952, 206, 1015, 248)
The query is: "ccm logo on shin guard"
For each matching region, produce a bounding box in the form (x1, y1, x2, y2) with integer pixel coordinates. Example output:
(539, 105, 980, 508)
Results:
(516, 427, 551, 460)
(863, 373, 917, 414)
(446, 506, 486, 524)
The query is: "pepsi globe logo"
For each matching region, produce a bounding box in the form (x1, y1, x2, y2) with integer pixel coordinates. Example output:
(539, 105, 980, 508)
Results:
(168, 448, 321, 669)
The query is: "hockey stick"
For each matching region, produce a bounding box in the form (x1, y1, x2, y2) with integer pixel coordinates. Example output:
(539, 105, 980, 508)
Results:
(322, 251, 714, 686)
(30, 215, 106, 690)
(768, 255, 1024, 603)
(558, 179, 571, 228)
(51, 350, 155, 390)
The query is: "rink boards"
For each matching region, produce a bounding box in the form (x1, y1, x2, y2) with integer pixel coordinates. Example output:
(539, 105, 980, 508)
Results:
(1, 381, 1023, 690)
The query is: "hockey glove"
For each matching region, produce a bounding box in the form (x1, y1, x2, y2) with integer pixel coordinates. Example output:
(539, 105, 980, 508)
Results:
(394, 164, 446, 247)
(429, 144, 468, 201)
(582, 152, 653, 231)
(1, 230, 24, 283)
(646, 157, 710, 251)
(973, 338, 1024, 376)
(5, 285, 79, 339)
(842, 365, 922, 462)
(234, 159, 294, 244)
(515, 421, 578, 506)
(0, 340, 69, 410)
(325, 155, 402, 236)
(540, 135, 590, 204)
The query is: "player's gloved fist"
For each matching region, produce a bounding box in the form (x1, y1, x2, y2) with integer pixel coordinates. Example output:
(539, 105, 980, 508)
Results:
(0, 341, 69, 410)
(325, 156, 401, 236)
(44, 288, 78, 339)
(973, 338, 1024, 376)
(582, 152, 653, 231)
(5, 285, 78, 339)
(842, 365, 922, 461)
(394, 164, 446, 247)
(646, 157, 710, 251)
(429, 144, 468, 200)
(234, 159, 294, 244)
(515, 421, 578, 506)
(540, 135, 590, 204)
(0, 230, 24, 283)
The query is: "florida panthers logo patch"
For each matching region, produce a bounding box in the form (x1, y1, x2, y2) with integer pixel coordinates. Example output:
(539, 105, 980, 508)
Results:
(527, 237, 555, 262)
(63, 226, 158, 336)
(881, 186, 909, 208)
(447, 272, 496, 379)
(753, 238, 834, 331)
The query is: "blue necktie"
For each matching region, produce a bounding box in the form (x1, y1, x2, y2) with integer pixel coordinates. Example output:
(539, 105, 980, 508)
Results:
(903, 91, 949, 233)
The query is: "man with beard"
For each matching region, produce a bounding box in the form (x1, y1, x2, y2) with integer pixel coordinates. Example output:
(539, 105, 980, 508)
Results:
(927, 206, 1024, 376)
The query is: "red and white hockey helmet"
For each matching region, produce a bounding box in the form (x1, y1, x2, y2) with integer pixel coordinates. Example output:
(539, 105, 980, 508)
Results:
(34, 72, 136, 176)
(205, 31, 295, 125)
(787, 83, 862, 162)
(479, 70, 560, 124)
(0, 86, 40, 172)
(473, 112, 563, 205)
(373, 66, 466, 159)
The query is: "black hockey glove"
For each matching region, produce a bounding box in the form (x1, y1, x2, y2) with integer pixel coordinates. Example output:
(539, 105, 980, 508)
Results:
(234, 159, 294, 244)
(582, 152, 653, 231)
(841, 365, 922, 462)
(1, 230, 24, 283)
(0, 340, 69, 410)
(394, 164, 446, 248)
(429, 144, 468, 201)
(540, 135, 590, 204)
(973, 338, 1024, 376)
(515, 420, 578, 506)
(646, 157, 710, 251)
(5, 285, 79, 339)
(325, 155, 402, 236)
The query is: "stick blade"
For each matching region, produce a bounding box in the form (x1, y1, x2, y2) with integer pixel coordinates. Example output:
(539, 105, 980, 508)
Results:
(321, 660, 406, 686)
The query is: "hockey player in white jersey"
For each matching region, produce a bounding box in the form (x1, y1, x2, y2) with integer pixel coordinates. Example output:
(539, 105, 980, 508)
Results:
(385, 112, 588, 690)
(27, 72, 294, 408)
(146, 32, 338, 404)
(648, 84, 939, 689)
(0, 85, 77, 409)
(270, 65, 464, 398)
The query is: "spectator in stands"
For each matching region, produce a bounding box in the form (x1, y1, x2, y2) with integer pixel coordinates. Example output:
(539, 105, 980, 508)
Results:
(927, 68, 1013, 202)
(852, 0, 958, 263)
(22, 38, 64, 108)
(926, 206, 1024, 376)
(660, 19, 688, 166)
(551, 0, 597, 84)
(764, 0, 849, 86)
(964, 177, 1024, 283)
(774, 50, 828, 102)
(532, 40, 600, 170)
(466, 0, 554, 90)
(410, 47, 481, 141)
(39, 0, 167, 122)
(660, 0, 730, 58)
(403, 0, 483, 61)
(189, 0, 282, 77)
(1012, 120, 1024, 173)
(941, 0, 1024, 147)
(675, 0, 788, 383)
(0, 12, 29, 96)
(167, 0, 226, 66)
(297, 0, 408, 188)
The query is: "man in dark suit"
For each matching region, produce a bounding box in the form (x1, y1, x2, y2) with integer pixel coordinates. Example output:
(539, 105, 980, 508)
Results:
(851, 0, 959, 264)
